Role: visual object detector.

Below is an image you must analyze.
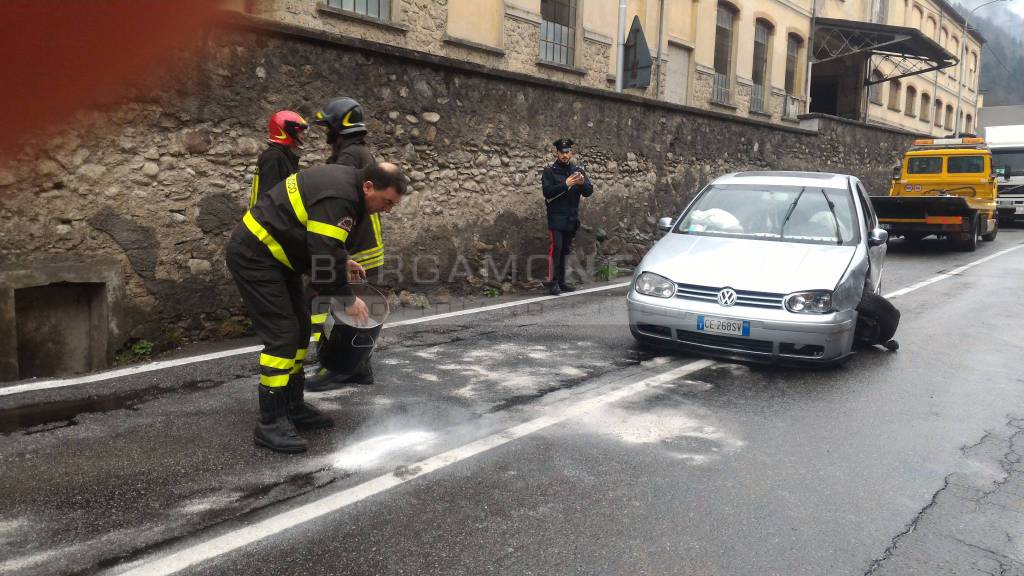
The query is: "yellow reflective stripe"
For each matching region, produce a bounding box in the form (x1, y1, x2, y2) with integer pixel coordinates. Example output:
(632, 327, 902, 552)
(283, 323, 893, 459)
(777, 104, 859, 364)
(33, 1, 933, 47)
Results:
(249, 172, 259, 209)
(294, 349, 307, 361)
(371, 213, 383, 246)
(351, 247, 384, 261)
(311, 313, 328, 325)
(307, 220, 349, 242)
(243, 211, 294, 271)
(312, 332, 322, 342)
(356, 255, 384, 270)
(285, 174, 308, 226)
(259, 353, 294, 370)
(260, 373, 290, 387)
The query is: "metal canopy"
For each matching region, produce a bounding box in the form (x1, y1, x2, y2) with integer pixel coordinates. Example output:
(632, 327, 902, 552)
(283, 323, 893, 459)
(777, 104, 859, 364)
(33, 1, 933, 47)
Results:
(813, 17, 958, 85)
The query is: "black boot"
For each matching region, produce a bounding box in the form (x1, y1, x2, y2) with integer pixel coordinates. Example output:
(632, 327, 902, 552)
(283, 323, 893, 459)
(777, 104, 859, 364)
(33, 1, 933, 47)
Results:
(255, 386, 308, 453)
(558, 282, 576, 292)
(305, 367, 348, 392)
(548, 283, 562, 295)
(287, 375, 335, 430)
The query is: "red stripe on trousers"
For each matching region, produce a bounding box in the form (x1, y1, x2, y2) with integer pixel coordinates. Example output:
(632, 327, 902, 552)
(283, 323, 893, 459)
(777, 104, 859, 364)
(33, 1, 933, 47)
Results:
(547, 230, 555, 281)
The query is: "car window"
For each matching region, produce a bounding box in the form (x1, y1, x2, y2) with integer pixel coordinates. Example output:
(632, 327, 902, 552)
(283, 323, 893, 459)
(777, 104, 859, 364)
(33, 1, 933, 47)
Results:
(675, 184, 859, 246)
(947, 155, 985, 173)
(855, 183, 876, 232)
(907, 157, 942, 174)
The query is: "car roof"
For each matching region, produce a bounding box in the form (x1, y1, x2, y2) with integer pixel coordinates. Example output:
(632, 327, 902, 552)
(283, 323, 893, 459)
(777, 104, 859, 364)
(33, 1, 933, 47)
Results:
(712, 171, 853, 190)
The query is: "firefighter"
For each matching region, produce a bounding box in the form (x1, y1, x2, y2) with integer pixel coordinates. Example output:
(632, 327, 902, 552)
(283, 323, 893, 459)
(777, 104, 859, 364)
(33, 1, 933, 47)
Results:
(542, 138, 594, 295)
(226, 162, 408, 453)
(306, 97, 383, 391)
(249, 110, 308, 208)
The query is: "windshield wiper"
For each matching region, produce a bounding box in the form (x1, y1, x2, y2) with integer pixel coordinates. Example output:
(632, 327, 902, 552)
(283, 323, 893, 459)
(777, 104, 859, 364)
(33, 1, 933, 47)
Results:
(819, 188, 843, 245)
(779, 186, 806, 241)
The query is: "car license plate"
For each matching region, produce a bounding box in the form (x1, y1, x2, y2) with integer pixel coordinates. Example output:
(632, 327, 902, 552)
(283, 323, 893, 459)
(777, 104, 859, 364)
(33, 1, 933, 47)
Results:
(697, 315, 750, 337)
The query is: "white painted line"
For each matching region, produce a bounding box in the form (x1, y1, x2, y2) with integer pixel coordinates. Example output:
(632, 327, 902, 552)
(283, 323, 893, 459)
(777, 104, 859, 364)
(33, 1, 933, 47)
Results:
(883, 244, 1024, 299)
(0, 282, 631, 397)
(112, 358, 714, 576)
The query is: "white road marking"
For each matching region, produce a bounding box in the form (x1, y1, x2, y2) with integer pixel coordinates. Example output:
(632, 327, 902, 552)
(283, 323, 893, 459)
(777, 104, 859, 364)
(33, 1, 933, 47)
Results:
(113, 359, 714, 576)
(883, 244, 1024, 299)
(0, 282, 631, 397)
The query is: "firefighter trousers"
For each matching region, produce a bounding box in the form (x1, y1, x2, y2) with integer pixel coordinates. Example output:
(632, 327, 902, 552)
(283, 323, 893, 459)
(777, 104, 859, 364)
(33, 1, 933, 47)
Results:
(226, 229, 311, 389)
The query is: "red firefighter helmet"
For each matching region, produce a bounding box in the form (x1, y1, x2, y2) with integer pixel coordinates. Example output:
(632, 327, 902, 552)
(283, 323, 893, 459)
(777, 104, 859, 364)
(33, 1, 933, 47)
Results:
(267, 110, 308, 147)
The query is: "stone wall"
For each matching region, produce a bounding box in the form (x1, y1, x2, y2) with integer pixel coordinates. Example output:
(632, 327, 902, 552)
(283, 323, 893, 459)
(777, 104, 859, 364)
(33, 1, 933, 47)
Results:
(0, 13, 917, 365)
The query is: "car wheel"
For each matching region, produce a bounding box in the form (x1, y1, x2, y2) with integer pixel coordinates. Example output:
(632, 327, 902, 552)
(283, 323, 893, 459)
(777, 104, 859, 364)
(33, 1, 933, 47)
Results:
(854, 293, 900, 347)
(953, 216, 979, 252)
(982, 218, 998, 242)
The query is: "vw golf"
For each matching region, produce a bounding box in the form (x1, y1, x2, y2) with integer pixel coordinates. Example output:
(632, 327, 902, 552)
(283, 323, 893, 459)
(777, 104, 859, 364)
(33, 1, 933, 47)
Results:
(627, 171, 889, 365)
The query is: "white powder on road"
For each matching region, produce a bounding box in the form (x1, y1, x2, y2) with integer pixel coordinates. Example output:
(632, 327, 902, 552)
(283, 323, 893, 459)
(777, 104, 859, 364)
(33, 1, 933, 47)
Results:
(583, 405, 743, 464)
(332, 430, 436, 470)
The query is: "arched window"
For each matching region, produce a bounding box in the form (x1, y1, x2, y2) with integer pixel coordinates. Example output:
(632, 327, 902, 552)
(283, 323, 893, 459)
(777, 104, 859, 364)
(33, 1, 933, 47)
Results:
(965, 114, 973, 133)
(945, 104, 954, 130)
(940, 27, 949, 48)
(951, 38, 960, 79)
(934, 99, 943, 127)
(888, 79, 902, 111)
(712, 2, 738, 104)
(920, 93, 931, 122)
(751, 19, 773, 112)
(913, 5, 923, 27)
(925, 17, 936, 38)
(970, 51, 978, 89)
(868, 70, 884, 105)
(904, 85, 917, 116)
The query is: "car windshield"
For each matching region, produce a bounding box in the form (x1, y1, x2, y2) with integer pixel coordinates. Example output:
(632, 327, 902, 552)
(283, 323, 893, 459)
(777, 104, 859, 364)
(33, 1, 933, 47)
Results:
(674, 184, 860, 246)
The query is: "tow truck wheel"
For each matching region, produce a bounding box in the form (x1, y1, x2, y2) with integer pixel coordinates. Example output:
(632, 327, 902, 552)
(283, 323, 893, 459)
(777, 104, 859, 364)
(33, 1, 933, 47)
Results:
(956, 216, 979, 252)
(982, 218, 998, 242)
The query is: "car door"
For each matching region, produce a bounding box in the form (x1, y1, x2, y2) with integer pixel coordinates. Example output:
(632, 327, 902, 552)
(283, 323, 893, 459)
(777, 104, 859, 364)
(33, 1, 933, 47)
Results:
(855, 179, 886, 292)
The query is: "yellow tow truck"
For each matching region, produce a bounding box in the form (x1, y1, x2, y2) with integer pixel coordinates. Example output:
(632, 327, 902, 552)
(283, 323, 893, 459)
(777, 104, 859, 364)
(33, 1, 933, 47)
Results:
(873, 137, 999, 251)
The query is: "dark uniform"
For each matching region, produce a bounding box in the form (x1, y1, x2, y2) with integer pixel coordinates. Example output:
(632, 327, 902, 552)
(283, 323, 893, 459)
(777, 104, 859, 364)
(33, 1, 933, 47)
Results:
(226, 164, 366, 452)
(542, 147, 593, 291)
(249, 143, 300, 208)
(307, 135, 382, 388)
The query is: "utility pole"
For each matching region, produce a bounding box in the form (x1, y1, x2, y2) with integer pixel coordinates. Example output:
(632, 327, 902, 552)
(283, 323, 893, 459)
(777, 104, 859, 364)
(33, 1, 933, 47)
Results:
(955, 0, 1006, 137)
(616, 0, 627, 92)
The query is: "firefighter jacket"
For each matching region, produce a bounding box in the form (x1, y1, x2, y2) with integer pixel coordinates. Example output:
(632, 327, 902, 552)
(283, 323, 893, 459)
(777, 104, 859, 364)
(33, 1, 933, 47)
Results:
(241, 164, 366, 298)
(542, 161, 594, 231)
(249, 143, 299, 208)
(329, 138, 383, 271)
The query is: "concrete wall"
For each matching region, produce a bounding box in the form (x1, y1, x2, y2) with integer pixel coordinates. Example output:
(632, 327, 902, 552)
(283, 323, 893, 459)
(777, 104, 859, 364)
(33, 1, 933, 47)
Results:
(0, 13, 919, 379)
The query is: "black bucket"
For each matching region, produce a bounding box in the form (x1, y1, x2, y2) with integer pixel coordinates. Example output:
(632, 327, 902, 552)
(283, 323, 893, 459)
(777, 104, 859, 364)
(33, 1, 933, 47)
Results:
(316, 284, 389, 374)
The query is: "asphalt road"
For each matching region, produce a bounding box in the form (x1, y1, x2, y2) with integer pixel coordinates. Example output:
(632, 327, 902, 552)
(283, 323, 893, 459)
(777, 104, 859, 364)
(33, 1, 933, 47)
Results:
(2, 230, 1024, 576)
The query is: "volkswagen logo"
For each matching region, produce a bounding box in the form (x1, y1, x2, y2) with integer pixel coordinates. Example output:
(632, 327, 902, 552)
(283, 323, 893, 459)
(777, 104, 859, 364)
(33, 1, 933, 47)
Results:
(717, 288, 738, 307)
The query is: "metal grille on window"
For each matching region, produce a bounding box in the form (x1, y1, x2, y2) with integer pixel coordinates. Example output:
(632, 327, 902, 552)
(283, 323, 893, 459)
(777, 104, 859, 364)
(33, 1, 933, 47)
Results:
(751, 22, 769, 113)
(540, 0, 577, 66)
(327, 0, 390, 20)
(712, 5, 734, 104)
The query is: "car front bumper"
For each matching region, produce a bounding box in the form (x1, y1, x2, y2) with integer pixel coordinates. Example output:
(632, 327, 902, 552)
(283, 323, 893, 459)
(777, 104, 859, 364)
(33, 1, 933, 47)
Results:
(627, 290, 857, 365)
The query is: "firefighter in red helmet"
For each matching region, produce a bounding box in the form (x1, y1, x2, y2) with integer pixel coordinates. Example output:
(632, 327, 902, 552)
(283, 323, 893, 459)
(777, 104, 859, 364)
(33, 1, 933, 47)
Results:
(249, 110, 308, 208)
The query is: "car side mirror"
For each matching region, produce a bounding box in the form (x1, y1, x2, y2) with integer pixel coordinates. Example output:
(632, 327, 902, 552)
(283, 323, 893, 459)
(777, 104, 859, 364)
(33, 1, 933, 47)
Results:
(891, 166, 901, 180)
(868, 228, 889, 247)
(657, 217, 674, 233)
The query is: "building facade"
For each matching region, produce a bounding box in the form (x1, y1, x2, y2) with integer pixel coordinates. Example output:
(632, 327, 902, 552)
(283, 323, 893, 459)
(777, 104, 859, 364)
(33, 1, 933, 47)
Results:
(242, 0, 981, 134)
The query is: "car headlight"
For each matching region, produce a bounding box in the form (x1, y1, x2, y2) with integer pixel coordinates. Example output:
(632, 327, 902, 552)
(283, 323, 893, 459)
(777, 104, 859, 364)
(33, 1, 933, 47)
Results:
(785, 290, 834, 314)
(634, 272, 675, 298)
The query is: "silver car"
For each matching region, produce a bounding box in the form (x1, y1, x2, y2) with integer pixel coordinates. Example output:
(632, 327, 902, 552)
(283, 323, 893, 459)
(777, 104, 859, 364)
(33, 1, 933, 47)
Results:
(627, 171, 889, 365)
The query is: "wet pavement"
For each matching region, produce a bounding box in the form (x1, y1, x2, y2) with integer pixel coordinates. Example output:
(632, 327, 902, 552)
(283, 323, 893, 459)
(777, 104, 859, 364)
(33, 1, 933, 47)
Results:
(1, 230, 1024, 575)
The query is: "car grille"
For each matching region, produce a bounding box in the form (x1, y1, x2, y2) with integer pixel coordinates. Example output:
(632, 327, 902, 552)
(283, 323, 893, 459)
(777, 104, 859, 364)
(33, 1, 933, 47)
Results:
(676, 330, 774, 353)
(675, 283, 785, 309)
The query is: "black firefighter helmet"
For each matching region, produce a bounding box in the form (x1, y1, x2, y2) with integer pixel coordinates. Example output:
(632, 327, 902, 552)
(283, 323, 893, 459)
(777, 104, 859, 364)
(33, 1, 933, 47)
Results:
(315, 97, 367, 139)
